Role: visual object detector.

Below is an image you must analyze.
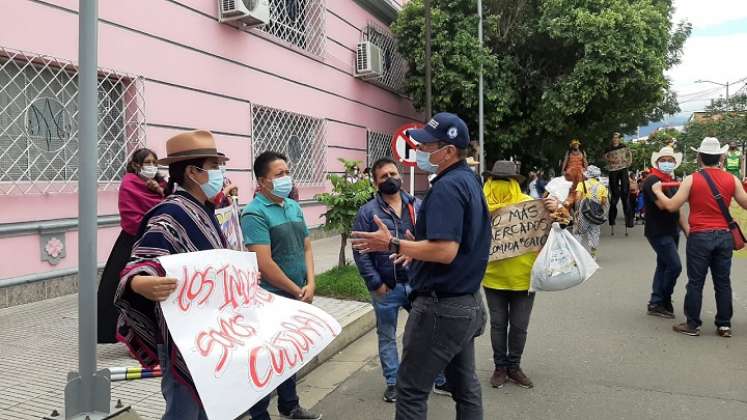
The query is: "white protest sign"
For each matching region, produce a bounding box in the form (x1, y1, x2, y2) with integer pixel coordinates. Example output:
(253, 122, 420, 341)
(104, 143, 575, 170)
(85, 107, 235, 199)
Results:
(158, 249, 341, 420)
(215, 202, 244, 251)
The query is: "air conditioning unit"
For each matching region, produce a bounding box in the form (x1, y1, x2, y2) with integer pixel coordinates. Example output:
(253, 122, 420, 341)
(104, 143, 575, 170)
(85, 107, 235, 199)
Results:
(355, 41, 384, 80)
(218, 0, 270, 27)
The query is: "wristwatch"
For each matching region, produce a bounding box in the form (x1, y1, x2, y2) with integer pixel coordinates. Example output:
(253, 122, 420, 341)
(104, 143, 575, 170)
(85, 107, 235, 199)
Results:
(388, 237, 401, 254)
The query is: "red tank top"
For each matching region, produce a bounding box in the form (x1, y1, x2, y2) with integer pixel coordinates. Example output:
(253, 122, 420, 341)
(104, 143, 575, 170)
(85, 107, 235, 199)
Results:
(688, 168, 736, 233)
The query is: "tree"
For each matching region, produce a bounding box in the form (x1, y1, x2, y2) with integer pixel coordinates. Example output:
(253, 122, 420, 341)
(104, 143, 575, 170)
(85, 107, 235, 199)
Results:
(392, 0, 690, 172)
(706, 92, 747, 113)
(315, 159, 376, 268)
(678, 111, 747, 172)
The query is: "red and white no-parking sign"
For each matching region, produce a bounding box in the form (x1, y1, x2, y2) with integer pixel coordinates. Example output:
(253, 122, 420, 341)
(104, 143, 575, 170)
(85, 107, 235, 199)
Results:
(391, 123, 423, 168)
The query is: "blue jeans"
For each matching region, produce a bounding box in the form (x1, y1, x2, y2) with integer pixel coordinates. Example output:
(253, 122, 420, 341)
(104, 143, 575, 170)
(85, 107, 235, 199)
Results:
(372, 283, 445, 386)
(685, 231, 734, 328)
(395, 292, 486, 420)
(158, 344, 207, 420)
(647, 234, 682, 306)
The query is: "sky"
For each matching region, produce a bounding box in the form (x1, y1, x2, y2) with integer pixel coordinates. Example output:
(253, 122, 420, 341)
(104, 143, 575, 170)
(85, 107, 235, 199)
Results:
(668, 0, 747, 114)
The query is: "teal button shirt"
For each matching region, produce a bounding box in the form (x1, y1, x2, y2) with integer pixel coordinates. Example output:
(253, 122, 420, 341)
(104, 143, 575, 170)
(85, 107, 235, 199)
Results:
(241, 193, 309, 294)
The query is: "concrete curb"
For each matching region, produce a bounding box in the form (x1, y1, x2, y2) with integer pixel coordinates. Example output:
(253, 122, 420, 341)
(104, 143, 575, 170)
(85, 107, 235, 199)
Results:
(297, 302, 376, 379)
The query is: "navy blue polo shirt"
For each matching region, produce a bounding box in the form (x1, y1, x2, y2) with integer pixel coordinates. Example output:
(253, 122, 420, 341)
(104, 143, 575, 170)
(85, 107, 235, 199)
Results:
(409, 160, 491, 295)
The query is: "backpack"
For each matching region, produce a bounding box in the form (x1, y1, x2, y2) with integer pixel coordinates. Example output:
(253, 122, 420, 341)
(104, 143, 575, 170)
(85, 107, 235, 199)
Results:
(580, 181, 607, 225)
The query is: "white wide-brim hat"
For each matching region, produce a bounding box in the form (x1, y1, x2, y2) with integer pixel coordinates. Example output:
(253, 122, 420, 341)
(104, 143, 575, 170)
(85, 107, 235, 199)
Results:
(651, 146, 683, 170)
(691, 137, 729, 155)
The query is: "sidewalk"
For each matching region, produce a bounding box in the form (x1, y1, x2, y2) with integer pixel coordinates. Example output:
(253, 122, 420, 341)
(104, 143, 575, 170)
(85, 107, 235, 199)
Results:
(0, 235, 370, 420)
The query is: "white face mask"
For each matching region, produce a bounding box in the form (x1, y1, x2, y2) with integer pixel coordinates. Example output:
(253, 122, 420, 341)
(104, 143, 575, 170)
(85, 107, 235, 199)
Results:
(140, 165, 158, 179)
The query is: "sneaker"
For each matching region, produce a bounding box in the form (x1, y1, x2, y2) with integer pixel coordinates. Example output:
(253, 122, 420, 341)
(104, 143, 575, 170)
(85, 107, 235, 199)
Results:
(647, 304, 675, 319)
(507, 367, 534, 389)
(383, 384, 397, 403)
(433, 382, 452, 397)
(717, 326, 732, 338)
(663, 300, 674, 315)
(279, 406, 322, 420)
(490, 367, 508, 389)
(672, 322, 700, 336)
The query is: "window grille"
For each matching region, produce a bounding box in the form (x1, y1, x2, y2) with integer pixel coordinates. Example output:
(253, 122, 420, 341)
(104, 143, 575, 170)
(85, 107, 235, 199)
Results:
(367, 130, 394, 167)
(251, 104, 326, 185)
(260, 0, 326, 57)
(0, 47, 146, 195)
(361, 21, 407, 93)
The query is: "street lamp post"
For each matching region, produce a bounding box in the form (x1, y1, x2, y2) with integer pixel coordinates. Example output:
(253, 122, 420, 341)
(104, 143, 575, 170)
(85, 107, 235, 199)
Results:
(477, 0, 485, 173)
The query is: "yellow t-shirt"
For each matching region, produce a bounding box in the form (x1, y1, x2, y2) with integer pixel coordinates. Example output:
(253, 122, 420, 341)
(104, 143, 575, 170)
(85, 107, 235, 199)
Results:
(576, 178, 608, 201)
(481, 178, 538, 291)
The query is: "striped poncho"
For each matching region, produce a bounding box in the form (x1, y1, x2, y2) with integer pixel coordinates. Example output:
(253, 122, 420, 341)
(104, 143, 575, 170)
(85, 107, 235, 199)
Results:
(115, 189, 227, 401)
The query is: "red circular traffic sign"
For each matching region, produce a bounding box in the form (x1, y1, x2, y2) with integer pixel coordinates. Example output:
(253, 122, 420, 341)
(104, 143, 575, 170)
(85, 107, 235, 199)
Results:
(391, 123, 423, 168)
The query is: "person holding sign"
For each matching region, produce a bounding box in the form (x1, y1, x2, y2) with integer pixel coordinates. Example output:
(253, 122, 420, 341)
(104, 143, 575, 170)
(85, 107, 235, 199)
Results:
(604, 132, 634, 232)
(480, 161, 559, 390)
(352, 158, 448, 403)
(352, 112, 489, 420)
(115, 130, 229, 420)
(241, 151, 322, 420)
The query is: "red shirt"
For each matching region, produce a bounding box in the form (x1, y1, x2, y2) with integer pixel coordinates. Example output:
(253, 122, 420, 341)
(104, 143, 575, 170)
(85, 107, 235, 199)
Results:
(688, 168, 736, 233)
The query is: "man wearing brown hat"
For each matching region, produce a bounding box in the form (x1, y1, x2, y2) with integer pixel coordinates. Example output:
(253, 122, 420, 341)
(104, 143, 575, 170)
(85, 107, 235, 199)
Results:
(116, 130, 230, 419)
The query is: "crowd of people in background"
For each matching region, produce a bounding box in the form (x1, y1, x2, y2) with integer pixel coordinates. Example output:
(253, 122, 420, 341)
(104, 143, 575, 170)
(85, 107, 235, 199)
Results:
(93, 113, 747, 420)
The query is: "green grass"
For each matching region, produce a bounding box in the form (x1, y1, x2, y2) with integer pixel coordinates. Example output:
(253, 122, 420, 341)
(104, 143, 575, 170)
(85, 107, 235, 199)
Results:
(732, 203, 747, 259)
(315, 264, 371, 302)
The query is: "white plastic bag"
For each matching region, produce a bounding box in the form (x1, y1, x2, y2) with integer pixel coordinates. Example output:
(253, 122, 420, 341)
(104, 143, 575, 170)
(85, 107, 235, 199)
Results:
(531, 223, 599, 291)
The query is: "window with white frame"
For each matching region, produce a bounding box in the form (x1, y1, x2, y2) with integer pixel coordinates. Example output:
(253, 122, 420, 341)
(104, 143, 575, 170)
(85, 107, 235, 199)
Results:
(367, 130, 394, 168)
(260, 0, 326, 56)
(251, 104, 326, 185)
(0, 47, 146, 195)
(362, 22, 407, 93)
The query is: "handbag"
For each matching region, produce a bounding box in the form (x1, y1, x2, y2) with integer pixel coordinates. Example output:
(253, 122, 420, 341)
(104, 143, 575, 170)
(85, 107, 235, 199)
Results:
(580, 181, 607, 225)
(699, 169, 746, 251)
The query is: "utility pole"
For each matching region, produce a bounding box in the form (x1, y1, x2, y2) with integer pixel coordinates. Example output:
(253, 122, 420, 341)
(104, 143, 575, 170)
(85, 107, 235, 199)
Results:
(696, 79, 731, 111)
(424, 0, 432, 119)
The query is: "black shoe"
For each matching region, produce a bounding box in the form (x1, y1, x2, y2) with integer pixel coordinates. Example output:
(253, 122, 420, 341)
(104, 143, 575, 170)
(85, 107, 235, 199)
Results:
(663, 300, 674, 315)
(433, 382, 452, 397)
(647, 304, 675, 319)
(673, 322, 700, 336)
(383, 384, 397, 403)
(279, 406, 322, 420)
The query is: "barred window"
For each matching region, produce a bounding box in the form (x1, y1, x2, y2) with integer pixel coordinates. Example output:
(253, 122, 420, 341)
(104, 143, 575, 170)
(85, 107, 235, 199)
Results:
(362, 22, 407, 93)
(252, 104, 326, 185)
(260, 0, 326, 57)
(367, 130, 393, 167)
(0, 48, 146, 195)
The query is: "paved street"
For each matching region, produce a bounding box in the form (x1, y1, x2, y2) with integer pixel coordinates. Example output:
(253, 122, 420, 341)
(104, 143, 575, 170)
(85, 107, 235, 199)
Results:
(312, 224, 747, 420)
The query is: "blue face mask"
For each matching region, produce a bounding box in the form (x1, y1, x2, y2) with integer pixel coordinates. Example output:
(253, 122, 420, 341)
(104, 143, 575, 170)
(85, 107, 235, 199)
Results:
(271, 175, 293, 198)
(658, 162, 676, 173)
(416, 149, 440, 174)
(193, 167, 224, 200)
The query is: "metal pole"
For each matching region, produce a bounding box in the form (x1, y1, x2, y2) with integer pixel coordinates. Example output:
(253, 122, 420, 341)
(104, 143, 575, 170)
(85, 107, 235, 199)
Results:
(64, 1, 111, 418)
(424, 0, 432, 119)
(725, 81, 730, 110)
(477, 0, 485, 172)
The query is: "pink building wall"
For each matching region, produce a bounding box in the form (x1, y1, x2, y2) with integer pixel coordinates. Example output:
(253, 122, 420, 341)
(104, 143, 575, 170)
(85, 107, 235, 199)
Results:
(0, 0, 422, 281)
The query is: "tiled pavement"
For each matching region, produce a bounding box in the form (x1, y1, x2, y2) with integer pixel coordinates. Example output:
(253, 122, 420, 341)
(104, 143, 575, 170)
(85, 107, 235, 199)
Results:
(0, 294, 369, 419)
(0, 235, 365, 419)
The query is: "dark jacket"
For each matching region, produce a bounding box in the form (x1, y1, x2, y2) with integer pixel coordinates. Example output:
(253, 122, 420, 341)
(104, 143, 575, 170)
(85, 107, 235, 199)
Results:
(352, 191, 421, 291)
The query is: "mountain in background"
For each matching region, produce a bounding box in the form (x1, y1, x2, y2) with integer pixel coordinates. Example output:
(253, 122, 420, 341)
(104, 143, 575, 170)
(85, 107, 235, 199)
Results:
(625, 113, 690, 139)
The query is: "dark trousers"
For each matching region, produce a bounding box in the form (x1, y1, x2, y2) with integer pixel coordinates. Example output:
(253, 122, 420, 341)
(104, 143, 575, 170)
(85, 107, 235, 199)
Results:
(684, 231, 734, 328)
(395, 292, 486, 420)
(484, 289, 535, 369)
(608, 169, 632, 226)
(647, 234, 682, 306)
(247, 290, 301, 420)
(247, 376, 299, 420)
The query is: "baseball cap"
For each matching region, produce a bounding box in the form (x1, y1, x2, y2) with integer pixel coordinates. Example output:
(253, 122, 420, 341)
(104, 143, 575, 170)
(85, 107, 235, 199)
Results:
(406, 112, 470, 149)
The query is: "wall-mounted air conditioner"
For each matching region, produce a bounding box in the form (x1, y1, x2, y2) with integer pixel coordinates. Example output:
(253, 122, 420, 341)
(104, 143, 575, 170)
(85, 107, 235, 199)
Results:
(355, 41, 384, 80)
(218, 0, 270, 27)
